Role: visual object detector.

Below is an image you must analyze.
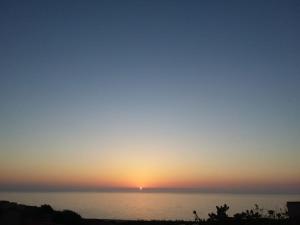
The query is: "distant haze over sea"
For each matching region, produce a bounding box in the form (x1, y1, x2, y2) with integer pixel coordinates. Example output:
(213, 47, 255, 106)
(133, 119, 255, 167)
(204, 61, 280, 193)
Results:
(0, 187, 299, 195)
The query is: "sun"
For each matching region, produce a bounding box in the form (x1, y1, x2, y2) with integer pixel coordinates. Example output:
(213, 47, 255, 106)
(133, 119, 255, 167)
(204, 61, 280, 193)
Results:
(139, 186, 143, 191)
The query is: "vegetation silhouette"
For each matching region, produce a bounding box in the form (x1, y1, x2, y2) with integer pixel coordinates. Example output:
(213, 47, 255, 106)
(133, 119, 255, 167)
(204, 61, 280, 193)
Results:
(207, 204, 230, 222)
(194, 203, 290, 225)
(0, 200, 297, 225)
(193, 210, 204, 223)
(0, 200, 82, 225)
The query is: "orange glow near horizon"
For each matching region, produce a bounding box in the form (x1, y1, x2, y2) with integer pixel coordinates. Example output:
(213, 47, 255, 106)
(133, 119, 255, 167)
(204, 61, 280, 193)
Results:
(1, 136, 299, 192)
(1, 163, 299, 192)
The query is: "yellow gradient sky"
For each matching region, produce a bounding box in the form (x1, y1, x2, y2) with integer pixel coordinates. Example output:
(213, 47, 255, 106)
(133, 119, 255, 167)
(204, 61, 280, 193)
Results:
(0, 1, 299, 193)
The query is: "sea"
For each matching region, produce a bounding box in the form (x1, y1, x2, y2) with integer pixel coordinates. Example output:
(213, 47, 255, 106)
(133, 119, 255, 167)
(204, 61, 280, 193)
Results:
(0, 192, 299, 220)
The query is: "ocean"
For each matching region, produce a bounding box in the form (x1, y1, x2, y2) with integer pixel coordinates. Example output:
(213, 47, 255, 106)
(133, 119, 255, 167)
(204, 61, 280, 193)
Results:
(0, 192, 299, 220)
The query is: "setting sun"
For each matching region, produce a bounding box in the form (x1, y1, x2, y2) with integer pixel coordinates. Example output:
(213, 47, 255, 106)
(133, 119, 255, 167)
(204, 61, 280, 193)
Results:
(0, 0, 299, 223)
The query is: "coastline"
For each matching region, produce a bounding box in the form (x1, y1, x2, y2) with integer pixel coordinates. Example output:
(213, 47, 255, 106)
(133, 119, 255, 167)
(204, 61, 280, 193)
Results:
(0, 201, 195, 225)
(0, 200, 294, 225)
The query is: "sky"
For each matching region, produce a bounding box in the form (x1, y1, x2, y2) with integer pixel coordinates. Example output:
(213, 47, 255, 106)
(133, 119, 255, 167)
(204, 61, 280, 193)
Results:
(0, 0, 299, 193)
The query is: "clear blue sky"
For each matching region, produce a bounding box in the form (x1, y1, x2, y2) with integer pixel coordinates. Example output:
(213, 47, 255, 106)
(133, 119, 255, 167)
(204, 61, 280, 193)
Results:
(0, 0, 299, 193)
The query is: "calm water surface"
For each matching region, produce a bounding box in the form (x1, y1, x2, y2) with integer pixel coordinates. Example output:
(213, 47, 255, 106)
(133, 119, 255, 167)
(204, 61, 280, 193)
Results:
(0, 192, 299, 220)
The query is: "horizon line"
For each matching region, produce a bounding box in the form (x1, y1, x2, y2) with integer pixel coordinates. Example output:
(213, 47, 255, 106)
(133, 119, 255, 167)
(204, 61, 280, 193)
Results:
(1, 187, 299, 195)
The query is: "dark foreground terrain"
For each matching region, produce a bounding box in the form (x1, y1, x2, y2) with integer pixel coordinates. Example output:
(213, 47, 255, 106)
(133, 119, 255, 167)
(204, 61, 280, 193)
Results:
(0, 200, 296, 225)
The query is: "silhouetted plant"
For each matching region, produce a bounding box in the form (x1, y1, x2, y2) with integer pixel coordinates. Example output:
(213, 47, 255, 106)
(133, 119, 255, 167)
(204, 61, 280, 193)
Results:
(208, 204, 229, 221)
(234, 204, 263, 220)
(270, 207, 288, 220)
(193, 210, 204, 223)
(268, 210, 275, 219)
(278, 207, 289, 219)
(233, 204, 290, 223)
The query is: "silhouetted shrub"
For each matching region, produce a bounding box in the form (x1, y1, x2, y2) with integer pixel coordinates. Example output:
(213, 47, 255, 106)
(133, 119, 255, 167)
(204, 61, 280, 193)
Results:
(193, 210, 204, 223)
(233, 204, 289, 222)
(234, 204, 263, 221)
(208, 204, 229, 222)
